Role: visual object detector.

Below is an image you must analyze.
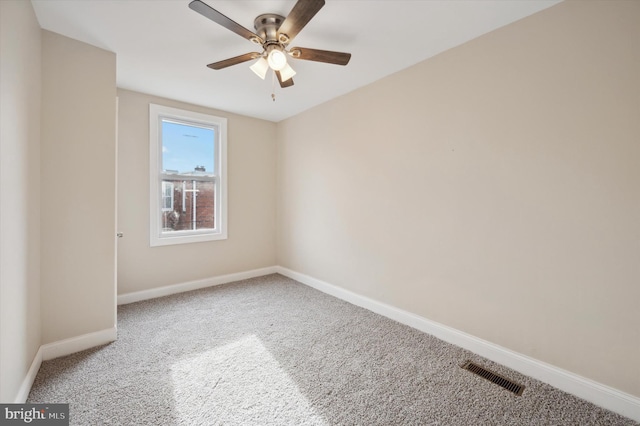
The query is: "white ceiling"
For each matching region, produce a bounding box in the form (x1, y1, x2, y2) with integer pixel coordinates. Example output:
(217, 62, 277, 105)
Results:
(31, 0, 560, 122)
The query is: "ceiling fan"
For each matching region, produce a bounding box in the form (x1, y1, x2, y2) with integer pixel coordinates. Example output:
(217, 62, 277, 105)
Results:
(189, 0, 352, 88)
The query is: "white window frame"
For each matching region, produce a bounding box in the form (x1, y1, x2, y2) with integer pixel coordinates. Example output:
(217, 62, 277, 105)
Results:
(149, 103, 227, 246)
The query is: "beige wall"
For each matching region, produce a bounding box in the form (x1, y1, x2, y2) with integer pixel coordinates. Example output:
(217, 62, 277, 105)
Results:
(117, 90, 276, 294)
(40, 31, 117, 344)
(0, 0, 42, 402)
(277, 0, 640, 397)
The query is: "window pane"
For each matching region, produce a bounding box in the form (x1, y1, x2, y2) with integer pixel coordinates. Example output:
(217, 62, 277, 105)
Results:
(162, 192, 172, 210)
(161, 179, 215, 232)
(161, 182, 173, 211)
(162, 120, 215, 174)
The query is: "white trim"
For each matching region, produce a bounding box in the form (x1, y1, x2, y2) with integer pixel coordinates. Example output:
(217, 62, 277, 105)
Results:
(15, 328, 117, 402)
(14, 347, 43, 403)
(13, 266, 638, 421)
(41, 327, 117, 361)
(275, 266, 640, 423)
(114, 95, 120, 356)
(117, 266, 278, 305)
(13, 267, 276, 402)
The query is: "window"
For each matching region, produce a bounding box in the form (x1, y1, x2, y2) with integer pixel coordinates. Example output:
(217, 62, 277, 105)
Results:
(161, 181, 174, 212)
(149, 104, 227, 246)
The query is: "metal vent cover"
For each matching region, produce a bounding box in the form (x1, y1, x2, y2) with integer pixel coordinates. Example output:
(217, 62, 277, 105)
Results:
(461, 361, 525, 396)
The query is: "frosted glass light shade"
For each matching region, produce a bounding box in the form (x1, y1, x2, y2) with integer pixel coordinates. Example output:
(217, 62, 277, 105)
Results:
(267, 49, 287, 71)
(250, 57, 269, 79)
(279, 63, 296, 82)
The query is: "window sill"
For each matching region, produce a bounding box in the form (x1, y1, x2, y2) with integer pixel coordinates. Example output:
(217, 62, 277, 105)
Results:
(150, 230, 227, 247)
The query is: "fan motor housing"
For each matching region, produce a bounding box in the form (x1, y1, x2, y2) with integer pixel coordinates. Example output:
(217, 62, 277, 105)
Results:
(254, 14, 285, 43)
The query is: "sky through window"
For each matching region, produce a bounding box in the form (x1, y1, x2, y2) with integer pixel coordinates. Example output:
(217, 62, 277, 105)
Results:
(162, 120, 215, 174)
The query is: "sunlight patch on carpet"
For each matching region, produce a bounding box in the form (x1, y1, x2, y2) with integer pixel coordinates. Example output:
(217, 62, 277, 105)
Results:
(171, 334, 327, 425)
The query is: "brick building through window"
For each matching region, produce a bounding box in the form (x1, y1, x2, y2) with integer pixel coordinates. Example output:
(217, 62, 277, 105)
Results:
(162, 170, 215, 232)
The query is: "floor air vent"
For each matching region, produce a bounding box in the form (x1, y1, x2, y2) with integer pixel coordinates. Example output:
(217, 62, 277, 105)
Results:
(461, 361, 524, 396)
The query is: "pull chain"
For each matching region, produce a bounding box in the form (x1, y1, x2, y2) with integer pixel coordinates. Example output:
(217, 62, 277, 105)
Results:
(271, 70, 276, 102)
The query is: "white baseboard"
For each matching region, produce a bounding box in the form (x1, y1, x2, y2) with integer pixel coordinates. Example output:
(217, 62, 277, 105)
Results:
(117, 266, 278, 305)
(13, 266, 639, 421)
(13, 267, 278, 403)
(275, 266, 640, 423)
(41, 327, 118, 361)
(15, 327, 117, 402)
(14, 346, 43, 403)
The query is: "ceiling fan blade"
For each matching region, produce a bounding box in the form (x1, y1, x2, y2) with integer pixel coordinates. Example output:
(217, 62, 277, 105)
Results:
(277, 0, 325, 43)
(289, 47, 351, 65)
(189, 0, 264, 44)
(207, 53, 262, 70)
(276, 71, 295, 88)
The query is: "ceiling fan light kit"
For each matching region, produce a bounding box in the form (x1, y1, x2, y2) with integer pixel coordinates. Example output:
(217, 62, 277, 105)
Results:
(189, 0, 351, 91)
(249, 57, 269, 80)
(267, 47, 288, 71)
(279, 63, 297, 82)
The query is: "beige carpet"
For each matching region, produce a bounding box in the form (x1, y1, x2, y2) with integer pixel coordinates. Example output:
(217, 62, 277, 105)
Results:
(28, 274, 637, 425)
